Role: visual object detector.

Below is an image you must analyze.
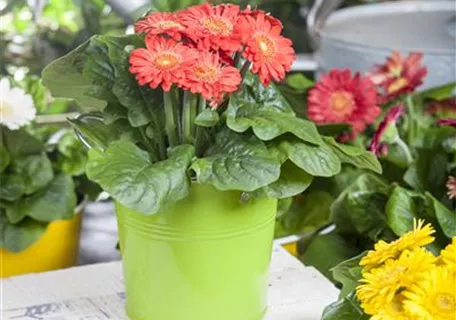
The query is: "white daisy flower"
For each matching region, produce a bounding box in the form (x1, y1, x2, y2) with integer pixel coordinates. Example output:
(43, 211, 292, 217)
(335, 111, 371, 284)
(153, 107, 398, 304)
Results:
(0, 78, 36, 130)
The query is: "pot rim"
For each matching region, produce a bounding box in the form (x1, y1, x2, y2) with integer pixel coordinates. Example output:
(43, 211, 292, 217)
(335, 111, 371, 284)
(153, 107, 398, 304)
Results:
(320, 1, 456, 55)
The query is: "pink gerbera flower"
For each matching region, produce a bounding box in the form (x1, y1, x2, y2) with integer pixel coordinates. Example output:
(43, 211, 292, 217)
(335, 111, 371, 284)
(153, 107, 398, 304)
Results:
(307, 69, 381, 135)
(447, 177, 456, 199)
(180, 3, 242, 52)
(370, 51, 428, 102)
(129, 36, 198, 91)
(368, 104, 405, 156)
(238, 12, 295, 86)
(135, 12, 185, 40)
(181, 51, 241, 105)
(437, 118, 456, 127)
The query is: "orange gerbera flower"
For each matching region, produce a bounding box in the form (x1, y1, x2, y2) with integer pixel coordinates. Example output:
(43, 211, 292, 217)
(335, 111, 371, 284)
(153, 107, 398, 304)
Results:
(181, 51, 241, 105)
(239, 12, 295, 86)
(135, 12, 185, 40)
(308, 69, 381, 134)
(180, 3, 241, 52)
(240, 6, 283, 36)
(370, 51, 428, 102)
(129, 36, 198, 91)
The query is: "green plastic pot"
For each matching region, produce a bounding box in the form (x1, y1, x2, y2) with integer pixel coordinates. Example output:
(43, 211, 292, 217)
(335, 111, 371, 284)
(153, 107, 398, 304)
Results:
(116, 183, 277, 320)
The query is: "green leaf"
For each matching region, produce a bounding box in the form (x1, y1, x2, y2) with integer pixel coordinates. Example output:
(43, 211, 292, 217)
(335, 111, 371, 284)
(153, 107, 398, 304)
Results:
(81, 0, 104, 34)
(426, 193, 456, 238)
(419, 82, 456, 101)
(103, 102, 128, 125)
(42, 39, 107, 110)
(56, 131, 88, 176)
(227, 73, 322, 145)
(4, 128, 44, 155)
(13, 153, 54, 195)
(331, 253, 364, 298)
(276, 197, 293, 219)
(386, 186, 419, 236)
(302, 231, 362, 282)
(403, 150, 448, 198)
(252, 161, 313, 198)
(0, 144, 10, 172)
(191, 128, 280, 192)
(0, 174, 25, 201)
(276, 138, 341, 177)
(1, 215, 48, 253)
(277, 191, 333, 236)
(68, 115, 133, 150)
(13, 174, 77, 222)
(195, 108, 220, 127)
(324, 137, 382, 174)
(286, 73, 314, 92)
(322, 294, 368, 320)
(317, 124, 352, 136)
(332, 174, 388, 237)
(87, 141, 195, 215)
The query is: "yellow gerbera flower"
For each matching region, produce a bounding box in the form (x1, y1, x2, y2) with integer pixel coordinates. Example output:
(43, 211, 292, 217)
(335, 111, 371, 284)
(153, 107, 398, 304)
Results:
(357, 248, 436, 315)
(395, 219, 435, 252)
(357, 260, 404, 314)
(371, 293, 411, 320)
(439, 238, 456, 268)
(403, 266, 456, 320)
(360, 219, 435, 269)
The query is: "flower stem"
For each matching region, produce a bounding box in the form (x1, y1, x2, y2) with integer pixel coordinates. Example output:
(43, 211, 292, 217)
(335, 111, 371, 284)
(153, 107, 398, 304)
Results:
(195, 97, 206, 157)
(182, 91, 196, 144)
(240, 60, 251, 80)
(164, 91, 179, 147)
(406, 95, 417, 146)
(233, 52, 242, 68)
(139, 127, 158, 163)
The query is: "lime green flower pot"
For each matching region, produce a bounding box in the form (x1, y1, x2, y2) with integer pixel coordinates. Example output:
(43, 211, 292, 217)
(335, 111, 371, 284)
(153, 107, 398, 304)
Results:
(116, 183, 277, 320)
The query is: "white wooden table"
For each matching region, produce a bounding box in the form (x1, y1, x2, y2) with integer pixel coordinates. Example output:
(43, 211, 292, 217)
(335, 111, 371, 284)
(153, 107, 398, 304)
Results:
(1, 245, 338, 320)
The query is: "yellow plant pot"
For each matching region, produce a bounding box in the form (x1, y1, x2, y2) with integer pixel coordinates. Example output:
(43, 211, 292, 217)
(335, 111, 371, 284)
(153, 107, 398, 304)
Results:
(0, 203, 85, 278)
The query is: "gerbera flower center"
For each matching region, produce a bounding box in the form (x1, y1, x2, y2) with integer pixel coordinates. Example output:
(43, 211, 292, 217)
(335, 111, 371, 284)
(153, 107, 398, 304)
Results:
(0, 101, 14, 117)
(153, 52, 181, 70)
(388, 78, 409, 94)
(329, 91, 355, 116)
(436, 293, 454, 312)
(201, 17, 232, 36)
(254, 34, 276, 60)
(194, 64, 219, 83)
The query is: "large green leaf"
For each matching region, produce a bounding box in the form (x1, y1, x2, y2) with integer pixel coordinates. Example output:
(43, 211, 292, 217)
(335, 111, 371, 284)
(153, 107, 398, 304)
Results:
(68, 115, 134, 150)
(322, 293, 368, 320)
(324, 137, 382, 174)
(191, 129, 280, 192)
(426, 193, 456, 238)
(0, 145, 10, 172)
(253, 161, 313, 198)
(0, 174, 24, 201)
(4, 128, 44, 155)
(13, 153, 54, 195)
(11, 174, 77, 222)
(87, 141, 195, 215)
(331, 253, 364, 298)
(276, 138, 341, 177)
(276, 191, 333, 237)
(42, 39, 106, 110)
(386, 186, 418, 236)
(302, 231, 361, 282)
(419, 82, 456, 101)
(1, 215, 48, 253)
(332, 174, 389, 237)
(285, 73, 314, 92)
(227, 73, 322, 145)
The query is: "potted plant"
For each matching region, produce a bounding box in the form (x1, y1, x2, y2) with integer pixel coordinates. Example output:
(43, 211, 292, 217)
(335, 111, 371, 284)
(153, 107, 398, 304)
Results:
(0, 77, 100, 278)
(42, 3, 381, 320)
